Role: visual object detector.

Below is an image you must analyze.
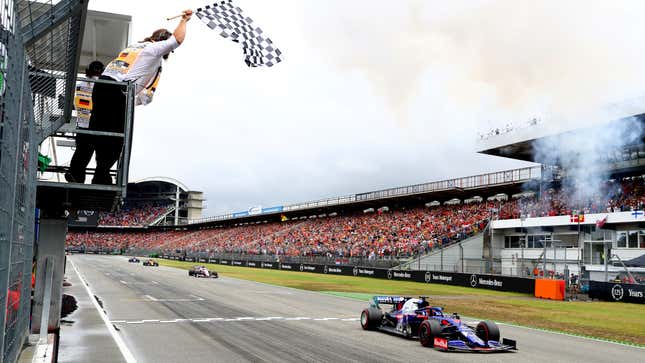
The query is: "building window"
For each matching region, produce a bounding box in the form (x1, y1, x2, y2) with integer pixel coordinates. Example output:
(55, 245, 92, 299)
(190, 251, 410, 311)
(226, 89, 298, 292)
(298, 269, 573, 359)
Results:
(616, 232, 627, 248)
(628, 231, 638, 248)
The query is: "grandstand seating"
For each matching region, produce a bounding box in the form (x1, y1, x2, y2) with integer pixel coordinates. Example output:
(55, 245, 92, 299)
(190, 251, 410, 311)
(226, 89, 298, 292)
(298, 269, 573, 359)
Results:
(97, 201, 173, 226)
(67, 202, 491, 258)
(66, 178, 645, 259)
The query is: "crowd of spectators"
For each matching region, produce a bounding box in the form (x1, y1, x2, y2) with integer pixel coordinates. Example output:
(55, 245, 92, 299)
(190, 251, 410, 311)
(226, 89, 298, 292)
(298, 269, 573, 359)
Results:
(502, 179, 645, 219)
(97, 201, 173, 226)
(66, 177, 645, 259)
(67, 201, 491, 258)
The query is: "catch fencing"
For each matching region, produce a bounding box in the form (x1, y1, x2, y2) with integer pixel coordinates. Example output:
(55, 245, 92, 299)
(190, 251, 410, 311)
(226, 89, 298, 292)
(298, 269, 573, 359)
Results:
(0, 1, 38, 361)
(1, 1, 86, 361)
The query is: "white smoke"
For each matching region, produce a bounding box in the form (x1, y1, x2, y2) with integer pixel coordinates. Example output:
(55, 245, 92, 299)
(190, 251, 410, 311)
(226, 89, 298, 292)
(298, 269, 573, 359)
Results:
(532, 117, 644, 206)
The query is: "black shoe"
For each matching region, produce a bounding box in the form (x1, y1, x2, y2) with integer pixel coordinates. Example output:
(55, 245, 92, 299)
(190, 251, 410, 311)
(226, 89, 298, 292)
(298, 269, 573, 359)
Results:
(64, 172, 77, 183)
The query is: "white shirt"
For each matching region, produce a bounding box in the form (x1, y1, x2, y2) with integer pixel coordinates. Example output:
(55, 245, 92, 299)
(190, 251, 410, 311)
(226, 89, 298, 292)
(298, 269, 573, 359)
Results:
(103, 35, 179, 98)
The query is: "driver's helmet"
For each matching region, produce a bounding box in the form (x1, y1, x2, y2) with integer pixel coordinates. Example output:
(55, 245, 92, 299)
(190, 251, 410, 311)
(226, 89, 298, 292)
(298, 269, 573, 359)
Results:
(401, 298, 422, 313)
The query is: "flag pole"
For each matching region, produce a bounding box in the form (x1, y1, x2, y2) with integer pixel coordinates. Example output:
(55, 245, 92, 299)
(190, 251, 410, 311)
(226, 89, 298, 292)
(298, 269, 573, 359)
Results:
(166, 11, 192, 21)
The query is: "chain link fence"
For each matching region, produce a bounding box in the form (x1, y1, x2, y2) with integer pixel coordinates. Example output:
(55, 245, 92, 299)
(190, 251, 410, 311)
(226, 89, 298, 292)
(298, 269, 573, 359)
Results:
(0, 0, 84, 361)
(0, 1, 38, 361)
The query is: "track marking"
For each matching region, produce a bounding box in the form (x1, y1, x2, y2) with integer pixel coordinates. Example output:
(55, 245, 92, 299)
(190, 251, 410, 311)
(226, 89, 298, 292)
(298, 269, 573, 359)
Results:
(151, 281, 159, 285)
(69, 259, 137, 363)
(120, 280, 128, 285)
(142, 294, 204, 302)
(109, 317, 360, 325)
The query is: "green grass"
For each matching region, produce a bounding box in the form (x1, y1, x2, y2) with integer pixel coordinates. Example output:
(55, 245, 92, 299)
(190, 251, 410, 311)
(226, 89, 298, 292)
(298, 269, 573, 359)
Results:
(158, 259, 645, 346)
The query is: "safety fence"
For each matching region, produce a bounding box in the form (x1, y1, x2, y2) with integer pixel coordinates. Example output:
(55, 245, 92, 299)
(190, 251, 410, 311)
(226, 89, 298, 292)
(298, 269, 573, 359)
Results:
(0, 1, 38, 361)
(1, 1, 86, 361)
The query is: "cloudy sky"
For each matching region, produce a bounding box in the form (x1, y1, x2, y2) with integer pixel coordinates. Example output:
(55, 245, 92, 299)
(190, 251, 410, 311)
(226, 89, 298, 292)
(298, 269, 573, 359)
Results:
(83, 0, 645, 216)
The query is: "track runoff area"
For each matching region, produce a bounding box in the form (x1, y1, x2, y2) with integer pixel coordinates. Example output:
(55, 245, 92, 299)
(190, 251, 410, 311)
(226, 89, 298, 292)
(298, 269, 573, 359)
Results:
(67, 255, 643, 363)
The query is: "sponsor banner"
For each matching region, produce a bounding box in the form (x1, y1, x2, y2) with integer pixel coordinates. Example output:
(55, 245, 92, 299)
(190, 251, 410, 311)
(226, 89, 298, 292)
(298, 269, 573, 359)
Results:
(322, 265, 351, 275)
(219, 259, 230, 265)
(589, 281, 645, 304)
(233, 211, 249, 218)
(208, 258, 219, 264)
(260, 262, 277, 269)
(231, 260, 244, 267)
(198, 258, 207, 263)
(185, 257, 195, 262)
(246, 261, 260, 268)
(68, 210, 99, 227)
(351, 266, 388, 279)
(298, 264, 322, 273)
(261, 206, 284, 214)
(280, 263, 295, 270)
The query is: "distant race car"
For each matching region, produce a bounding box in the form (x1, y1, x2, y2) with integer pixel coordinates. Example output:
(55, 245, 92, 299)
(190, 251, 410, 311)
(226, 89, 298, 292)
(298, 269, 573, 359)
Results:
(142, 259, 159, 267)
(360, 296, 517, 352)
(128, 257, 140, 263)
(188, 265, 218, 278)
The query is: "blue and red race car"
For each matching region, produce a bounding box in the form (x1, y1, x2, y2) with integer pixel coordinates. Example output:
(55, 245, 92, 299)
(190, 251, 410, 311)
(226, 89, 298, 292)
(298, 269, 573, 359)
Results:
(360, 296, 517, 352)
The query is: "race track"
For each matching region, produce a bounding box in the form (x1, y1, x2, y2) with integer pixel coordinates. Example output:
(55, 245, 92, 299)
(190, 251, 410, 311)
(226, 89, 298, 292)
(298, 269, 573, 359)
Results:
(65, 255, 643, 363)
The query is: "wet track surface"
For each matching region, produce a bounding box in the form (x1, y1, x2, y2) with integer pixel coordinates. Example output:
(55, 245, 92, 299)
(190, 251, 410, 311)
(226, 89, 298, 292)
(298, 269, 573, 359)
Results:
(63, 255, 644, 363)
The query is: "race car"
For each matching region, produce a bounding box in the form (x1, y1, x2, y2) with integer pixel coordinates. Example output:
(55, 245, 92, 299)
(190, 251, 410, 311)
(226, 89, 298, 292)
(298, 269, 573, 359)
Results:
(188, 265, 218, 278)
(128, 257, 140, 263)
(142, 259, 159, 267)
(360, 296, 517, 352)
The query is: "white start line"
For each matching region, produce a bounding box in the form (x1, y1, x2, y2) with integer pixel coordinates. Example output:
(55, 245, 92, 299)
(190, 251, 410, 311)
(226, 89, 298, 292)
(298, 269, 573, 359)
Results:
(110, 317, 360, 325)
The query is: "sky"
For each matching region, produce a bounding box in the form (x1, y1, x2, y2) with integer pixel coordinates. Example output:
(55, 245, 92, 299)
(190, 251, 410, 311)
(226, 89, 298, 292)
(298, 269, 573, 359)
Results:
(82, 0, 645, 217)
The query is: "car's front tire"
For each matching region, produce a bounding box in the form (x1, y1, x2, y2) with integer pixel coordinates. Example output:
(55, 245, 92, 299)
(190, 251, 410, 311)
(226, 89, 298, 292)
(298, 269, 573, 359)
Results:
(419, 320, 442, 347)
(476, 320, 500, 343)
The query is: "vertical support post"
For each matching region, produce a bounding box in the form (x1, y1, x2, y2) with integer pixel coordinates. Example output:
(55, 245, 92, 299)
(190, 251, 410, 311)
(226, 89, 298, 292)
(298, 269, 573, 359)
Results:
(39, 258, 54, 343)
(32, 218, 67, 336)
(604, 242, 609, 282)
(175, 185, 180, 225)
(459, 243, 464, 273)
(543, 236, 547, 278)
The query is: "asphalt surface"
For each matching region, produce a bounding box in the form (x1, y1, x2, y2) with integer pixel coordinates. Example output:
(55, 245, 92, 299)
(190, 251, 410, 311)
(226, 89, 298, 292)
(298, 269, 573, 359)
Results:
(65, 255, 643, 363)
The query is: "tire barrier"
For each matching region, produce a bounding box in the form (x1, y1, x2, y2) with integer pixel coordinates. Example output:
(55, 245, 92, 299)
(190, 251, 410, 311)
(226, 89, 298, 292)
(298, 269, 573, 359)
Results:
(162, 255, 535, 294)
(589, 281, 644, 304)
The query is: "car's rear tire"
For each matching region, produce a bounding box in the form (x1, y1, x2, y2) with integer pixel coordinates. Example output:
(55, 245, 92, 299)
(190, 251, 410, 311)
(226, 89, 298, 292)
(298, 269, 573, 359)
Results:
(476, 320, 500, 342)
(419, 319, 442, 347)
(360, 308, 382, 330)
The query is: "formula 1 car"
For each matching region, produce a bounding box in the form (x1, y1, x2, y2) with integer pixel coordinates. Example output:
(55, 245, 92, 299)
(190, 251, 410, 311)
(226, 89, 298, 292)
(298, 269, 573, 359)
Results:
(142, 259, 159, 267)
(360, 296, 517, 352)
(188, 265, 218, 278)
(128, 257, 140, 263)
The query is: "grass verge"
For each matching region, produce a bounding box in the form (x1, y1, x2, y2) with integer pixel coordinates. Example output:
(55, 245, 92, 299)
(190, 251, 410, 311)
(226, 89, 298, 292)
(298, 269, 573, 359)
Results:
(157, 259, 645, 346)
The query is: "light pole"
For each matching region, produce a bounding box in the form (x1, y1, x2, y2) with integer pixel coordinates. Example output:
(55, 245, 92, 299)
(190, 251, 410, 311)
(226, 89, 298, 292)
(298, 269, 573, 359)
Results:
(520, 213, 526, 277)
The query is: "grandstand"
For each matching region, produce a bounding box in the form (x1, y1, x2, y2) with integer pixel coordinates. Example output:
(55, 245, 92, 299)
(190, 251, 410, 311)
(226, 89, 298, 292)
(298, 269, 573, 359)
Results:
(479, 113, 645, 282)
(68, 177, 204, 227)
(67, 113, 645, 283)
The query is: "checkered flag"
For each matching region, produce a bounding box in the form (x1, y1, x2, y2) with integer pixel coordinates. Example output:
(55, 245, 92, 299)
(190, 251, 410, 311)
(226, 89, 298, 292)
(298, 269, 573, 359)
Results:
(196, 0, 283, 67)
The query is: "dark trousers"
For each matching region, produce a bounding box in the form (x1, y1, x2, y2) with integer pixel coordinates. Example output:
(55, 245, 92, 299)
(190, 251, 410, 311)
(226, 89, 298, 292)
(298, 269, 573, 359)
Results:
(68, 131, 94, 183)
(68, 76, 126, 184)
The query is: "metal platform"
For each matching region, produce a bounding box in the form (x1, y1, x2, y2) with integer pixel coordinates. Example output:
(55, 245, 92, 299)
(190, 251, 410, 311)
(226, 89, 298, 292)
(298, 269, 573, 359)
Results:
(36, 181, 122, 213)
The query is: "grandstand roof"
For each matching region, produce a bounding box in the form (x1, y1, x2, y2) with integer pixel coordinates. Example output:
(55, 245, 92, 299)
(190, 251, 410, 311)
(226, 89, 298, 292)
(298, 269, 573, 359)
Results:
(478, 113, 645, 164)
(133, 177, 190, 192)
